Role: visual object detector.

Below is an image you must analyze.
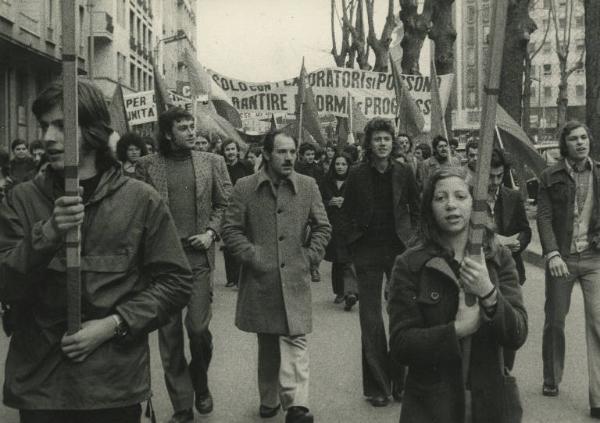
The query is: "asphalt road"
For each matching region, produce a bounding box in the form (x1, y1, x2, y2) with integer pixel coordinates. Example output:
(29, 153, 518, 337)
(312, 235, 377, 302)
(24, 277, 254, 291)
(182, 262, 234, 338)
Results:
(0, 248, 597, 423)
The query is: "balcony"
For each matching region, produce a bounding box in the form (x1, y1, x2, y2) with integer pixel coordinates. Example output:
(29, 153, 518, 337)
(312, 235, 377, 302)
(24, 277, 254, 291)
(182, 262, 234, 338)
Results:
(92, 11, 114, 42)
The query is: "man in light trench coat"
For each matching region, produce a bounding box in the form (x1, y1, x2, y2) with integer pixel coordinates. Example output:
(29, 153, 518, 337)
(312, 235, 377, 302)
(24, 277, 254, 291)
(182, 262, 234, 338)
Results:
(221, 130, 331, 423)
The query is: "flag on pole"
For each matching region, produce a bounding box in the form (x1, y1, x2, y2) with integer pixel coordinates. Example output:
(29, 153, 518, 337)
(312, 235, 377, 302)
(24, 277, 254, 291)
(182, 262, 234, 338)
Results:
(390, 54, 425, 138)
(270, 114, 278, 131)
(108, 83, 130, 136)
(296, 59, 326, 145)
(429, 43, 448, 140)
(152, 58, 173, 115)
(183, 49, 243, 128)
(496, 105, 546, 177)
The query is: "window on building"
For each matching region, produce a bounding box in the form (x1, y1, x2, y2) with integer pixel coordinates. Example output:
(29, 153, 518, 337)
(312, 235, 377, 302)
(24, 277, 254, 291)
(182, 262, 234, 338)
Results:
(467, 26, 475, 45)
(543, 64, 552, 75)
(559, 18, 566, 29)
(531, 85, 537, 98)
(531, 64, 536, 75)
(576, 15, 584, 27)
(467, 6, 475, 22)
(137, 68, 142, 91)
(130, 63, 135, 88)
(543, 41, 552, 53)
(46, 0, 54, 26)
(130, 11, 135, 38)
(544, 86, 552, 99)
(481, 5, 490, 23)
(576, 85, 585, 97)
(466, 67, 476, 88)
(483, 26, 490, 44)
(467, 91, 477, 109)
(467, 48, 476, 65)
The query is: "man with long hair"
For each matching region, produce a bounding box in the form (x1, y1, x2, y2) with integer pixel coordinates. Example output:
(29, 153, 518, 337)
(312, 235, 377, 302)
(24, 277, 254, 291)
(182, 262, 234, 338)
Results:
(222, 130, 330, 423)
(0, 80, 192, 422)
(537, 121, 600, 419)
(340, 117, 420, 406)
(135, 107, 231, 423)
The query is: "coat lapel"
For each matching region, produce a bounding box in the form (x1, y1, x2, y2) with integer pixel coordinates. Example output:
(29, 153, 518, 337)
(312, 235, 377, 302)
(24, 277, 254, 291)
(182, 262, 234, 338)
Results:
(424, 256, 461, 288)
(392, 163, 402, 207)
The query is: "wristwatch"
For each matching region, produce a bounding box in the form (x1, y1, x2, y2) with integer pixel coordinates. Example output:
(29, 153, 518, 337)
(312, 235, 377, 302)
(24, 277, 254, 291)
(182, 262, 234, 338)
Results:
(112, 314, 128, 338)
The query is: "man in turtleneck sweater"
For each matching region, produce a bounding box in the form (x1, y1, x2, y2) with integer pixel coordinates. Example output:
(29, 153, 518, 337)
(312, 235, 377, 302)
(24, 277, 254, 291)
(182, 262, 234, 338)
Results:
(135, 108, 232, 423)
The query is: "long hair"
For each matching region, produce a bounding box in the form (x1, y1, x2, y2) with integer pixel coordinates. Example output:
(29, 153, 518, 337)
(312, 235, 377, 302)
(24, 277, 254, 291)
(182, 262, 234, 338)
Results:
(416, 167, 497, 258)
(32, 80, 119, 173)
(326, 152, 351, 182)
(362, 118, 395, 163)
(116, 132, 148, 163)
(558, 120, 593, 158)
(156, 107, 194, 156)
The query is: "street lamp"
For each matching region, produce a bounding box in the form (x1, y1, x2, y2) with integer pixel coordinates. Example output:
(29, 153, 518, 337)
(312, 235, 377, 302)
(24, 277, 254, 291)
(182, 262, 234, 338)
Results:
(531, 67, 545, 142)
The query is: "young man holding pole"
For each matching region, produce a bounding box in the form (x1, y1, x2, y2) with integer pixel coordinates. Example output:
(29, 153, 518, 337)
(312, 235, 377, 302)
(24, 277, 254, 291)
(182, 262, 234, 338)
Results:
(0, 80, 193, 423)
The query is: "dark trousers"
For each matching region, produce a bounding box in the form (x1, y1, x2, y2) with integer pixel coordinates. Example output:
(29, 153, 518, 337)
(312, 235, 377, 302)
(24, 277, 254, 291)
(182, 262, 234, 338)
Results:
(331, 262, 358, 297)
(353, 242, 405, 398)
(542, 249, 600, 406)
(223, 248, 241, 285)
(20, 405, 141, 423)
(159, 250, 213, 412)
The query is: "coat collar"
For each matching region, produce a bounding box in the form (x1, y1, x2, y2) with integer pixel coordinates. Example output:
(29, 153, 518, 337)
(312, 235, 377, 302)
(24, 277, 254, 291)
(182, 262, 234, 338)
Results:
(255, 167, 298, 195)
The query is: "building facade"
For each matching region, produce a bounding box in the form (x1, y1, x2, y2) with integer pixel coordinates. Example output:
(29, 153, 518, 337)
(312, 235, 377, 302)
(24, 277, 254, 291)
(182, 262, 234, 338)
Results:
(0, 0, 89, 149)
(452, 0, 585, 139)
(0, 0, 198, 150)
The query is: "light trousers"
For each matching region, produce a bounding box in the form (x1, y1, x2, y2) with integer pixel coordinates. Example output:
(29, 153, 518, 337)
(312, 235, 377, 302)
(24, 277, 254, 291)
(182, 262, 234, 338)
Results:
(257, 334, 309, 410)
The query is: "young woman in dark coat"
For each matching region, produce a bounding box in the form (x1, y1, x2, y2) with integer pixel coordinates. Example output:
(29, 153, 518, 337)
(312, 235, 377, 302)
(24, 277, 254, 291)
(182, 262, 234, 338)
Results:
(319, 152, 358, 310)
(388, 167, 528, 423)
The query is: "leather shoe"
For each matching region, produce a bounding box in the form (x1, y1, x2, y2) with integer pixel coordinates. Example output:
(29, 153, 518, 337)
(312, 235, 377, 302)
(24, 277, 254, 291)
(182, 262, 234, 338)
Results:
(591, 407, 600, 419)
(285, 406, 314, 423)
(259, 404, 280, 418)
(167, 409, 194, 423)
(310, 269, 321, 282)
(344, 294, 357, 311)
(195, 391, 213, 415)
(334, 295, 345, 304)
(542, 384, 559, 397)
(225, 281, 236, 288)
(369, 396, 390, 407)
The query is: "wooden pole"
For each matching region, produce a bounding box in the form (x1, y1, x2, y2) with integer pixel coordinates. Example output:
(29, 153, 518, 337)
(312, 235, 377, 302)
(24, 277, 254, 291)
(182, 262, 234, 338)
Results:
(88, 0, 94, 80)
(461, 0, 509, 387)
(61, 0, 81, 335)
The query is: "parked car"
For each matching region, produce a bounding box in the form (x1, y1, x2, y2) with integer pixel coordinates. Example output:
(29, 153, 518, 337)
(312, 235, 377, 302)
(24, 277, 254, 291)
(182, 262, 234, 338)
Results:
(527, 142, 560, 203)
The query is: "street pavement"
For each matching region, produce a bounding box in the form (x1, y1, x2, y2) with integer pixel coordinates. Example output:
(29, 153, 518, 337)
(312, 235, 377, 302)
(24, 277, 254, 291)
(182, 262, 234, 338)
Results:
(0, 227, 598, 422)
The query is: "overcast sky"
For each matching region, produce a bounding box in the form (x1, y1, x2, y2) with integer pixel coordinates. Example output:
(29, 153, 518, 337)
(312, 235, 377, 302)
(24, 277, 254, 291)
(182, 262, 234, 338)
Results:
(196, 0, 392, 82)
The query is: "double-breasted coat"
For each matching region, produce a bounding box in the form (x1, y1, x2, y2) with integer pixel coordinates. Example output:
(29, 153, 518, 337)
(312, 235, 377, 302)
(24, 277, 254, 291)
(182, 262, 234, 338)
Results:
(221, 169, 331, 335)
(388, 243, 528, 423)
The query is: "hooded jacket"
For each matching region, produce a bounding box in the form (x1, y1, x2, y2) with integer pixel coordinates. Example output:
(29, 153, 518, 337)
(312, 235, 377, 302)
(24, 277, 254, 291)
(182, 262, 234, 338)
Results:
(0, 166, 192, 410)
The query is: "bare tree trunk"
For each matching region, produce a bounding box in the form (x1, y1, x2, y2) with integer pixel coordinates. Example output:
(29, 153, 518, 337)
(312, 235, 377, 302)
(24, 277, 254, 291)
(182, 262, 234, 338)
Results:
(365, 0, 396, 72)
(429, 0, 455, 135)
(522, 55, 533, 135)
(498, 0, 536, 197)
(346, 0, 370, 70)
(399, 0, 433, 74)
(585, 0, 600, 159)
(331, 0, 352, 67)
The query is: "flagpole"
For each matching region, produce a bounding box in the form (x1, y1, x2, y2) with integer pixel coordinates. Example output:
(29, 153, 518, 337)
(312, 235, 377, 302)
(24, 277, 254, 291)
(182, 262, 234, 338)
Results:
(430, 40, 448, 140)
(495, 125, 517, 188)
(462, 0, 509, 387)
(61, 0, 81, 335)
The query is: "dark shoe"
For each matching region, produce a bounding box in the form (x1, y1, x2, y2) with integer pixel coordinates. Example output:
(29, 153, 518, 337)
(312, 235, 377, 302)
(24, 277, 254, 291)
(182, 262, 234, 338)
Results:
(167, 409, 194, 423)
(285, 406, 314, 423)
(344, 294, 357, 311)
(195, 391, 214, 415)
(334, 295, 345, 304)
(369, 396, 390, 407)
(591, 407, 600, 419)
(225, 281, 236, 287)
(392, 388, 403, 402)
(542, 384, 559, 397)
(310, 269, 321, 282)
(259, 404, 280, 418)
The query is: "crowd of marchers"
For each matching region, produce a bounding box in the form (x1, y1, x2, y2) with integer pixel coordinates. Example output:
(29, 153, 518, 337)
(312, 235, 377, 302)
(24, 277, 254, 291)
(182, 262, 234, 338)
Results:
(0, 79, 599, 423)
